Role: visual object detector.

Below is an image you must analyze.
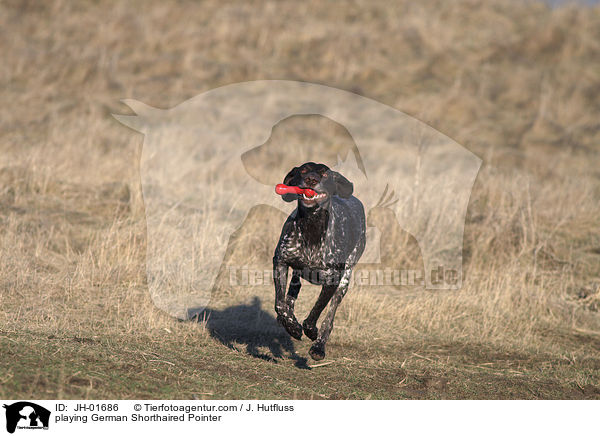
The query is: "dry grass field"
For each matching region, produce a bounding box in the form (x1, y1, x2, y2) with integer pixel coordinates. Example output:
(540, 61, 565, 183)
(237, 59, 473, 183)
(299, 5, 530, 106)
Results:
(1, 0, 600, 399)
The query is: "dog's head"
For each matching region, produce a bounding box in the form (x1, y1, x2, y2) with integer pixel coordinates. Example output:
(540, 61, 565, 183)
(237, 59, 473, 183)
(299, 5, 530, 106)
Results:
(281, 162, 353, 208)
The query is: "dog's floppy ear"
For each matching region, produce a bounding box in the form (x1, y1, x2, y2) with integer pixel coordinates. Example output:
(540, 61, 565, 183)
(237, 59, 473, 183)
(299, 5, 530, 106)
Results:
(330, 171, 353, 198)
(282, 166, 300, 202)
(283, 166, 300, 185)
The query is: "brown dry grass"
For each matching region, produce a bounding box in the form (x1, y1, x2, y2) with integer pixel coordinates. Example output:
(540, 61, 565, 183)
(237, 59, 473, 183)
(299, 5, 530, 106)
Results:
(1, 0, 600, 399)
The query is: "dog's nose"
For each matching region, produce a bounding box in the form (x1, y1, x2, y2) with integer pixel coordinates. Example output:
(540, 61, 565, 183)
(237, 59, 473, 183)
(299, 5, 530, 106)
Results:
(304, 176, 319, 187)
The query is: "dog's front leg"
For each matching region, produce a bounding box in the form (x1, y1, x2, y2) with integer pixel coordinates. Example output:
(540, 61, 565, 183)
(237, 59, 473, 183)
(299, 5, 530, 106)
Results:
(273, 260, 288, 313)
(273, 260, 303, 340)
(308, 268, 353, 360)
(302, 284, 337, 341)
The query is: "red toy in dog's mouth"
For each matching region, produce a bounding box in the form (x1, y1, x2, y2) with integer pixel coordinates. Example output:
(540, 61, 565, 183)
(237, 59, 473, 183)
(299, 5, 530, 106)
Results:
(275, 184, 327, 201)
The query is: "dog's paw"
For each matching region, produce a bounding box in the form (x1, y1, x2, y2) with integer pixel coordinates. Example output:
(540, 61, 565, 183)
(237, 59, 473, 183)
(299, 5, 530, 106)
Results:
(309, 342, 326, 361)
(302, 320, 318, 341)
(277, 314, 303, 340)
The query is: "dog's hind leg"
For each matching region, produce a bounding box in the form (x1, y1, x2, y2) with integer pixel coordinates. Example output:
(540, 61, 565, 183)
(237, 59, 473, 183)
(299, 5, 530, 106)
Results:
(287, 270, 302, 305)
(302, 284, 337, 341)
(273, 261, 303, 340)
(308, 269, 353, 360)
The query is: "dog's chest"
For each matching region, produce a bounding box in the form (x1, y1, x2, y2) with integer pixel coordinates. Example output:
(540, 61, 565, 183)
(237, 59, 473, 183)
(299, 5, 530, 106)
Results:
(279, 218, 346, 271)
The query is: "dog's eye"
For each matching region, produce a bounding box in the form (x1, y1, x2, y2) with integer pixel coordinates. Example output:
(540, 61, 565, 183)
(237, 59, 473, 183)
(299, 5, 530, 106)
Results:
(301, 169, 308, 174)
(322, 173, 328, 178)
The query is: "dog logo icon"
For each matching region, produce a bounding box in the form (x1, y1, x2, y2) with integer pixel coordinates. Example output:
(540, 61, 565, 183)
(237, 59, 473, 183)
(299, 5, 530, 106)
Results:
(3, 402, 50, 434)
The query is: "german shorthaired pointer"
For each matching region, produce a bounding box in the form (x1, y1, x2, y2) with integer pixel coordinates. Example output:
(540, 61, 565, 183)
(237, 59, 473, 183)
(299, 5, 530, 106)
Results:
(273, 162, 366, 360)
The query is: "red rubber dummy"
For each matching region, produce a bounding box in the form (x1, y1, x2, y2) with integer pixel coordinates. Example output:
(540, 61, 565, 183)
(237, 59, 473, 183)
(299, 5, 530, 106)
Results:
(275, 184, 316, 198)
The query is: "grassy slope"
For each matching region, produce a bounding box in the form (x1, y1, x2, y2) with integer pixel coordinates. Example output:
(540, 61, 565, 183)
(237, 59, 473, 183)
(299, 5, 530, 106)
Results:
(1, 0, 600, 399)
(3, 326, 600, 399)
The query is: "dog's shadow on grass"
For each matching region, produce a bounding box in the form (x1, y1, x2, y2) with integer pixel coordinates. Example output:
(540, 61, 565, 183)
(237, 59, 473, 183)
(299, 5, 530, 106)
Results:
(189, 297, 310, 370)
